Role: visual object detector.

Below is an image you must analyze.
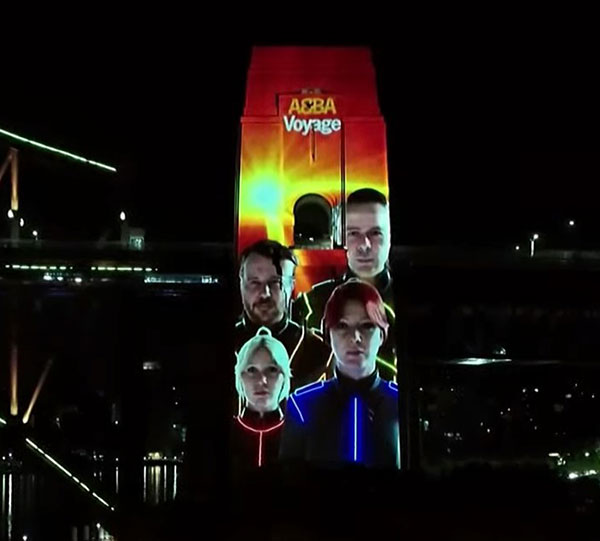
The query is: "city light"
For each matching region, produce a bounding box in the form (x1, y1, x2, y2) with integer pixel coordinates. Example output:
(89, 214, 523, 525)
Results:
(22, 358, 54, 424)
(449, 358, 511, 366)
(144, 274, 219, 285)
(25, 438, 115, 510)
(0, 127, 117, 172)
(10, 342, 18, 416)
(530, 233, 540, 257)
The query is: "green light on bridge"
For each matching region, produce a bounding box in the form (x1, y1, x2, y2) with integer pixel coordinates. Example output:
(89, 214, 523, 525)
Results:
(0, 127, 117, 172)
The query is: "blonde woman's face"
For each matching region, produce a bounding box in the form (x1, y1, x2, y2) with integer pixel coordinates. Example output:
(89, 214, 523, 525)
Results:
(241, 347, 284, 413)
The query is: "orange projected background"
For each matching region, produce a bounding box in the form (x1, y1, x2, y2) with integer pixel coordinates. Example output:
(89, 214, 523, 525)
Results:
(237, 47, 390, 293)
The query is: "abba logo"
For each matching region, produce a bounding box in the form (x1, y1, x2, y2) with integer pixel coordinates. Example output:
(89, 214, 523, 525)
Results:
(288, 97, 337, 115)
(283, 96, 341, 136)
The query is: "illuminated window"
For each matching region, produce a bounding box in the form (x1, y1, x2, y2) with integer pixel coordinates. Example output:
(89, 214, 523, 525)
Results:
(143, 361, 161, 371)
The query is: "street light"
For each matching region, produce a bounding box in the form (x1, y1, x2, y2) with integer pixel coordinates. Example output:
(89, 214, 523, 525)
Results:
(7, 209, 14, 219)
(32, 230, 38, 238)
(515, 245, 520, 251)
(119, 211, 126, 222)
(568, 220, 575, 227)
(530, 233, 539, 257)
(19, 218, 24, 227)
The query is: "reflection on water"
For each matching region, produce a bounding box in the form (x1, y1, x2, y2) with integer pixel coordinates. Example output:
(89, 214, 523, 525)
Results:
(143, 463, 178, 505)
(69, 524, 115, 540)
(1, 462, 179, 540)
(1, 473, 37, 541)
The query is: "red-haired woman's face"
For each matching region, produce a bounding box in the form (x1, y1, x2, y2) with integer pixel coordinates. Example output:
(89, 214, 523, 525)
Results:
(329, 299, 383, 380)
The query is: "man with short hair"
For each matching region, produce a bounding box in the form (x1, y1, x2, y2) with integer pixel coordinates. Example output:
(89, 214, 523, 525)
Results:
(293, 189, 396, 380)
(235, 240, 332, 389)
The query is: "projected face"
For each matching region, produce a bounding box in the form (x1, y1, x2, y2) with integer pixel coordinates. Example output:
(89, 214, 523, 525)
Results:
(240, 253, 295, 326)
(330, 299, 383, 380)
(241, 347, 285, 413)
(346, 203, 391, 279)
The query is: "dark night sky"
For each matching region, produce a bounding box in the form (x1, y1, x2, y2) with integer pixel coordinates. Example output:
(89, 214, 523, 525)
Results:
(2, 31, 599, 247)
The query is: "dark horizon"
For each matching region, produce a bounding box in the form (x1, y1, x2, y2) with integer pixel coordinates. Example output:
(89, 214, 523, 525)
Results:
(1, 41, 598, 247)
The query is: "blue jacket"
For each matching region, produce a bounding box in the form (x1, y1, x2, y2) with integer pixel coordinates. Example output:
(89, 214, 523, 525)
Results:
(280, 371, 400, 468)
